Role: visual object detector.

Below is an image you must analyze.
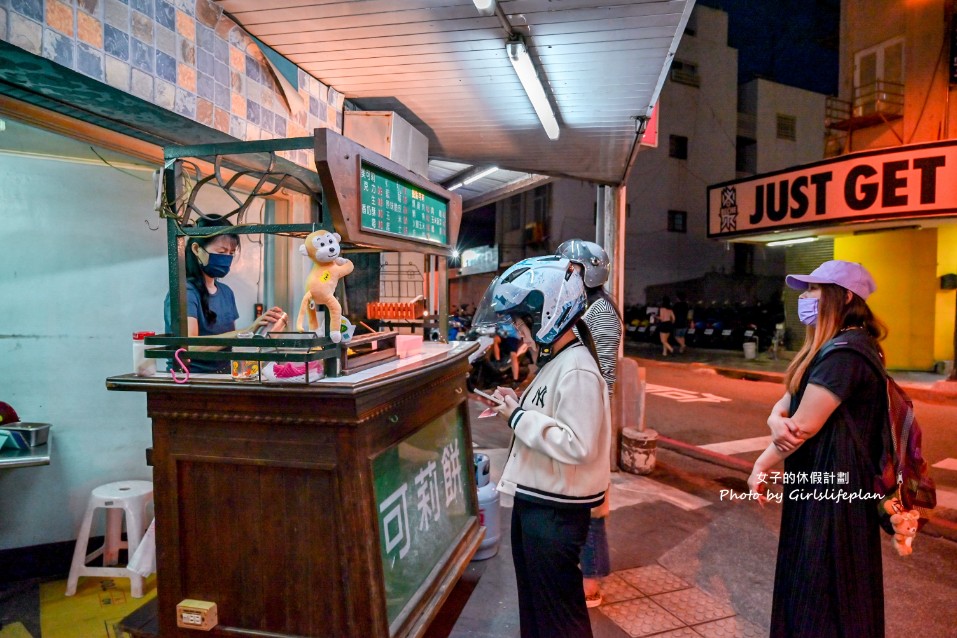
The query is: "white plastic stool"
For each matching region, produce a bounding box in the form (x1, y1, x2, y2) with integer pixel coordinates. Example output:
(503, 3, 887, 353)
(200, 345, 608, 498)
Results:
(65, 480, 153, 598)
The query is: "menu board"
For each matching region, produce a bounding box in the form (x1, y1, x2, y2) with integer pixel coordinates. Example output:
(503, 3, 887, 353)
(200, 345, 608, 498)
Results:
(360, 161, 449, 245)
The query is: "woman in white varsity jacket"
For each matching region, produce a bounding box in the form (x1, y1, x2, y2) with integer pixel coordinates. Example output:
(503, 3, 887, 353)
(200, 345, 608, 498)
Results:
(479, 255, 611, 638)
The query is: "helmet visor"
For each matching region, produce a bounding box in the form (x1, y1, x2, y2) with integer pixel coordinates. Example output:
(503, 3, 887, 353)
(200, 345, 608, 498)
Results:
(471, 276, 504, 335)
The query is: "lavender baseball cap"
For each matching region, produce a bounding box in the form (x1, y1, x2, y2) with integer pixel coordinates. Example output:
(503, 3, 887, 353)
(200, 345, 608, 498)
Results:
(785, 260, 877, 300)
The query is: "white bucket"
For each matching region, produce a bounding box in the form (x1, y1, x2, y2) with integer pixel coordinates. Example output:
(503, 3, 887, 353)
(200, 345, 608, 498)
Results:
(743, 341, 757, 360)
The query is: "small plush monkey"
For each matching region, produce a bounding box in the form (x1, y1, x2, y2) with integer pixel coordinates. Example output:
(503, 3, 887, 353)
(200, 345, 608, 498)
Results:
(297, 230, 354, 342)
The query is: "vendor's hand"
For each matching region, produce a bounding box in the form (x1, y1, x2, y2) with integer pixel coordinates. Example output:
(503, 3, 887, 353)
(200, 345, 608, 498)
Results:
(254, 307, 287, 330)
(747, 466, 769, 507)
(769, 414, 804, 453)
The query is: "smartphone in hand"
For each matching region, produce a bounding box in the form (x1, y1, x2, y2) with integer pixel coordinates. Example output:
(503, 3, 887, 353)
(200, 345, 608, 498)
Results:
(473, 388, 504, 406)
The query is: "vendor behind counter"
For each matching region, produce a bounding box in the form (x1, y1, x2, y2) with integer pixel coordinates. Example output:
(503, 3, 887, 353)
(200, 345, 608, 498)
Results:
(163, 216, 285, 373)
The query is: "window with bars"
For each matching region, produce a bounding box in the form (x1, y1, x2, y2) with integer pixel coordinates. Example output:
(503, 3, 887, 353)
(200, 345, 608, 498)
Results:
(670, 60, 700, 87)
(776, 114, 797, 141)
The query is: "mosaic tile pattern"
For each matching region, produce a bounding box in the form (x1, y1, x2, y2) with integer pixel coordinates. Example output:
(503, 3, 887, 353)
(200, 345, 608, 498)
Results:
(596, 564, 768, 638)
(601, 598, 686, 638)
(599, 572, 645, 604)
(1, 0, 343, 166)
(651, 587, 736, 625)
(618, 564, 692, 596)
(646, 629, 704, 638)
(692, 616, 765, 638)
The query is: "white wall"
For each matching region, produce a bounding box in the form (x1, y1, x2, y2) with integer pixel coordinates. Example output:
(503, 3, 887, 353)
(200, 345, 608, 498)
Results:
(742, 78, 826, 174)
(0, 125, 272, 550)
(548, 5, 739, 305)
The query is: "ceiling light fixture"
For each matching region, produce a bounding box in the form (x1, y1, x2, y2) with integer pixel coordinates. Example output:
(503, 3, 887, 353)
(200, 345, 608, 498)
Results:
(447, 165, 498, 191)
(765, 237, 818, 247)
(506, 37, 560, 140)
(472, 0, 497, 17)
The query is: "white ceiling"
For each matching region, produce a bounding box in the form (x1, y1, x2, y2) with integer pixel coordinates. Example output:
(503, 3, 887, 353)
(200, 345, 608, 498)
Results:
(214, 0, 693, 192)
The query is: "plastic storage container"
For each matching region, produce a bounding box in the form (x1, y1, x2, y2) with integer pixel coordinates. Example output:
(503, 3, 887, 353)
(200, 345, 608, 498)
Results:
(0, 422, 51, 447)
(133, 331, 157, 377)
(472, 453, 501, 560)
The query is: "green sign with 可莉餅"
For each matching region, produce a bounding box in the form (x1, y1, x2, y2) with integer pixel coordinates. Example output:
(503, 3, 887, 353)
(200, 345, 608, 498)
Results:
(372, 407, 473, 625)
(360, 162, 448, 245)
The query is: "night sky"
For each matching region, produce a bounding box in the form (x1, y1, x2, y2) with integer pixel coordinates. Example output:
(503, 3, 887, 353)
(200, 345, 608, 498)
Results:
(698, 0, 841, 96)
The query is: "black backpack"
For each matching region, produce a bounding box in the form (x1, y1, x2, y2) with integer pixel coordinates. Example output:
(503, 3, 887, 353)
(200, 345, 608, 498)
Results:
(816, 331, 937, 522)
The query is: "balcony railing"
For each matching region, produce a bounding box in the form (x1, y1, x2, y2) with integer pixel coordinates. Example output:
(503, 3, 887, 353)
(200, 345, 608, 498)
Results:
(825, 80, 904, 131)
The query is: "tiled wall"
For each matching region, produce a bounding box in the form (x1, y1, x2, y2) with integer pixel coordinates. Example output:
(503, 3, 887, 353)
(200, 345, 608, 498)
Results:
(0, 0, 343, 160)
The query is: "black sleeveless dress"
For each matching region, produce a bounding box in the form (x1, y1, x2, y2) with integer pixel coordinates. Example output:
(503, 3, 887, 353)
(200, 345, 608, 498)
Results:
(770, 331, 887, 637)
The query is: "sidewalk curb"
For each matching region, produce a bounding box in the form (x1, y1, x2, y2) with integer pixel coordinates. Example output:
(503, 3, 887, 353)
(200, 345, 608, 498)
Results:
(632, 355, 957, 405)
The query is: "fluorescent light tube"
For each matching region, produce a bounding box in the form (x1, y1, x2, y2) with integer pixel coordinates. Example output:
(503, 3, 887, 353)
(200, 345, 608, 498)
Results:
(765, 237, 818, 247)
(463, 166, 498, 186)
(506, 39, 560, 140)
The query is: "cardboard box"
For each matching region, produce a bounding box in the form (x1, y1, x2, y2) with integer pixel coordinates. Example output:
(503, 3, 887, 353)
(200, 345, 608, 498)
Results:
(176, 599, 218, 631)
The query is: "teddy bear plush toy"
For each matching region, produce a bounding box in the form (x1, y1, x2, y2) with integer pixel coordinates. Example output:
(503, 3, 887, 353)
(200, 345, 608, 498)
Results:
(297, 229, 354, 342)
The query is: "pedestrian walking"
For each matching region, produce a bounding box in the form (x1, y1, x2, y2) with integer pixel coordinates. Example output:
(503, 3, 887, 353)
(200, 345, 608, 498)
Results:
(747, 260, 917, 638)
(673, 292, 690, 353)
(656, 296, 675, 356)
(475, 255, 611, 638)
(558, 238, 623, 608)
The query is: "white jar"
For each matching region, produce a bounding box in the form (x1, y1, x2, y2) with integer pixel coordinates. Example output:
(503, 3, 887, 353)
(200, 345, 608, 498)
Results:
(133, 331, 157, 377)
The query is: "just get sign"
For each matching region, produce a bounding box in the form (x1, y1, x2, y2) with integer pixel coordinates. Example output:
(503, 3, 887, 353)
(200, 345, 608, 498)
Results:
(707, 140, 957, 238)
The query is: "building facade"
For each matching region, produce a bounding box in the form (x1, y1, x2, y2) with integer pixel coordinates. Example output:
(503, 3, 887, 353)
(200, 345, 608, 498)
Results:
(707, 0, 957, 371)
(506, 6, 825, 308)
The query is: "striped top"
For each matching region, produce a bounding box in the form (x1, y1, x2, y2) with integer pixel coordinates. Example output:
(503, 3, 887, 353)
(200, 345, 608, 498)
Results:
(581, 296, 622, 394)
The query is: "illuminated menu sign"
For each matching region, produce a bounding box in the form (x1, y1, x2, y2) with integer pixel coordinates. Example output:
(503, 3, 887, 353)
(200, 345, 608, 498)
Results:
(360, 162, 449, 245)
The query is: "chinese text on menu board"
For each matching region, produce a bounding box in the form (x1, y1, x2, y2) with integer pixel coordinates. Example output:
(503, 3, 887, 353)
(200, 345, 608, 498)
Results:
(360, 163, 448, 245)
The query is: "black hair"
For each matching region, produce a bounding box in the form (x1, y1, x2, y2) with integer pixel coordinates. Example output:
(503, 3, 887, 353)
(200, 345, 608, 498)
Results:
(574, 316, 602, 370)
(185, 216, 239, 325)
(586, 285, 623, 323)
(661, 296, 672, 309)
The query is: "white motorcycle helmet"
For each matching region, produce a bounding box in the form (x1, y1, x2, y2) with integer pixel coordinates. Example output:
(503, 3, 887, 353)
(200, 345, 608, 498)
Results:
(473, 256, 586, 345)
(556, 239, 610, 289)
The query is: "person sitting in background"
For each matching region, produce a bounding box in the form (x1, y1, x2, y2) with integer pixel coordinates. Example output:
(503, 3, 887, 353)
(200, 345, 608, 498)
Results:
(492, 320, 526, 384)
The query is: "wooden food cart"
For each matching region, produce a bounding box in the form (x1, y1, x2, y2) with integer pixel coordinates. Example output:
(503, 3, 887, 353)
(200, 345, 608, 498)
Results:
(108, 129, 483, 637)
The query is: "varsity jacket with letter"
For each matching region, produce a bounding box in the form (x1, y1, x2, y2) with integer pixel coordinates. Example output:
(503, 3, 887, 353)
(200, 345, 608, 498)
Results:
(497, 342, 611, 508)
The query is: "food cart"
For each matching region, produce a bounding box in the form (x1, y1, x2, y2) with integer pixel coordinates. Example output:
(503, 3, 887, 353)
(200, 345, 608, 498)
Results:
(107, 128, 483, 637)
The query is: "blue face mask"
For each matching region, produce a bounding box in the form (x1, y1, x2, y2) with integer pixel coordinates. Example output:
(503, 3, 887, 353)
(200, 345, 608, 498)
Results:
(200, 252, 233, 279)
(797, 297, 818, 326)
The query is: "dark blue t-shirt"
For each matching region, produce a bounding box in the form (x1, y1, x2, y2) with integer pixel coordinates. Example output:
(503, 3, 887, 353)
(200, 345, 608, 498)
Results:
(164, 280, 239, 373)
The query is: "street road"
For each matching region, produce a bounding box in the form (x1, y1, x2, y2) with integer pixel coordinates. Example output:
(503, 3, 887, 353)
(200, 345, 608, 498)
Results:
(642, 363, 957, 495)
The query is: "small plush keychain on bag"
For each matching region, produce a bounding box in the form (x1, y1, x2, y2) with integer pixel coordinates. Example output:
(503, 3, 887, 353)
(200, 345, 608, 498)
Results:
(883, 495, 920, 556)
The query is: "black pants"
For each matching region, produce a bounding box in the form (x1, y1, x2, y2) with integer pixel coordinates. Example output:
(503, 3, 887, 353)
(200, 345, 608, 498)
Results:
(511, 498, 593, 638)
